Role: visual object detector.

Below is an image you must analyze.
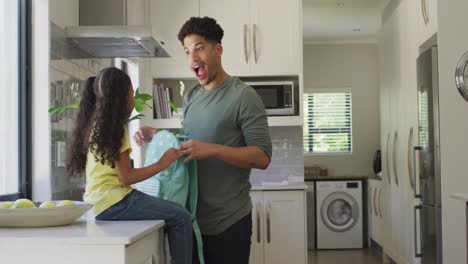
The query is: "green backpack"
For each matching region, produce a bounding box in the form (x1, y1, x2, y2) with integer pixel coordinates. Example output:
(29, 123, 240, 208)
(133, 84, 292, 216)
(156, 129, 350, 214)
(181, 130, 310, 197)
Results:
(135, 130, 204, 264)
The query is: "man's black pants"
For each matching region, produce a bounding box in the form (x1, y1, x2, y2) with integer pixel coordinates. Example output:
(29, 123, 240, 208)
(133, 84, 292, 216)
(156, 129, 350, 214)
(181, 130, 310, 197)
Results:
(192, 212, 252, 264)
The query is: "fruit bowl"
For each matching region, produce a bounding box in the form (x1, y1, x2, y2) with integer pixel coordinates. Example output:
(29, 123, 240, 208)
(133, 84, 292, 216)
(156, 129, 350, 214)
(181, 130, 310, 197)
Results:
(0, 201, 92, 228)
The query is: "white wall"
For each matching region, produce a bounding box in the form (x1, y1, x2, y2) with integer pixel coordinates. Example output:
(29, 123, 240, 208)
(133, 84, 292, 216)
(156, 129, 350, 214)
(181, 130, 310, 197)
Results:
(438, 0, 468, 262)
(303, 44, 381, 176)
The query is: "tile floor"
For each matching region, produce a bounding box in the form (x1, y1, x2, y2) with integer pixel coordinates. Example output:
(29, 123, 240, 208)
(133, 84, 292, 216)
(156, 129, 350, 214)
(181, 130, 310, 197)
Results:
(308, 249, 382, 264)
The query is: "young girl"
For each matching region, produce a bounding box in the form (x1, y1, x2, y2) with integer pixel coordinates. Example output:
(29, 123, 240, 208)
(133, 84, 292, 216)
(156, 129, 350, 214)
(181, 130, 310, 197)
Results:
(66, 67, 192, 264)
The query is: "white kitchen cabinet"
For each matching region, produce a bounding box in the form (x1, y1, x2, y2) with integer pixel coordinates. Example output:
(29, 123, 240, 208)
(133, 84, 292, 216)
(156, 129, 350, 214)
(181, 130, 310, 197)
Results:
(416, 0, 437, 46)
(199, 0, 302, 76)
(49, 0, 79, 28)
(248, 0, 301, 75)
(150, 0, 199, 78)
(199, 0, 252, 76)
(250, 191, 265, 264)
(250, 190, 307, 264)
(369, 179, 384, 247)
(0, 216, 168, 264)
(379, 1, 427, 263)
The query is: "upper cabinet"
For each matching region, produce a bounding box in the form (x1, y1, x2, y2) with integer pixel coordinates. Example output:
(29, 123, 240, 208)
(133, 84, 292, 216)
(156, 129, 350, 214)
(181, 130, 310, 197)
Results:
(416, 0, 438, 45)
(150, 0, 199, 78)
(150, 0, 303, 78)
(200, 0, 302, 76)
(199, 0, 252, 76)
(248, 0, 302, 76)
(49, 0, 79, 28)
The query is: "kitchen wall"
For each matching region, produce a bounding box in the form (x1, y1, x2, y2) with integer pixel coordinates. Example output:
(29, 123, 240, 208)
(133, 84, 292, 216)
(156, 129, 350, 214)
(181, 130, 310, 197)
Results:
(303, 43, 380, 176)
(250, 127, 304, 184)
(49, 22, 112, 200)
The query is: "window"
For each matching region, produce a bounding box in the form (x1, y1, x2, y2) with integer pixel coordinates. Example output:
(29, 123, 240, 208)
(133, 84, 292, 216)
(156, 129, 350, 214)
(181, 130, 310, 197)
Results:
(303, 91, 352, 154)
(0, 0, 31, 200)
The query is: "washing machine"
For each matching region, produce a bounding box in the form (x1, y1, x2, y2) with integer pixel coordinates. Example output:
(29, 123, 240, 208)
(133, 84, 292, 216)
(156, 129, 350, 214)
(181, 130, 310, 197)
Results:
(316, 180, 363, 249)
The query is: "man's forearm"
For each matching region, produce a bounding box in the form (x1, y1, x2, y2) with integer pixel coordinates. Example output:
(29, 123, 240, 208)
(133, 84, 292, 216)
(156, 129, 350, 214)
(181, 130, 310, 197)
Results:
(210, 144, 270, 170)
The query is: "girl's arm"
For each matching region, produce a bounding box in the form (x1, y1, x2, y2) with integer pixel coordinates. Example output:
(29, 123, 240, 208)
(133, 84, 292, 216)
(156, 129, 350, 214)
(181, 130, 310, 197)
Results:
(115, 148, 181, 185)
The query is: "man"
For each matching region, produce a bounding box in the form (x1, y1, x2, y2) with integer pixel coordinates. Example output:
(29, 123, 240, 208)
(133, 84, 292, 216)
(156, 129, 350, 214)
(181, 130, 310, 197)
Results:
(135, 16, 272, 264)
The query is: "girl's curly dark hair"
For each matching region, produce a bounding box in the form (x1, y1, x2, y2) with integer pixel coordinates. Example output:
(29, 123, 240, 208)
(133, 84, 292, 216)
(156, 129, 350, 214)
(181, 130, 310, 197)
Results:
(178, 16, 224, 44)
(66, 67, 132, 176)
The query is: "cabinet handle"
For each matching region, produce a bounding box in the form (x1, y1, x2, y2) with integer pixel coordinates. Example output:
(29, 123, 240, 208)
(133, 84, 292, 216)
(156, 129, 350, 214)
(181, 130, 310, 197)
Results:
(266, 201, 271, 243)
(413, 146, 423, 198)
(421, 0, 429, 25)
(386, 133, 392, 184)
(378, 188, 383, 218)
(455, 51, 468, 101)
(256, 202, 261, 244)
(407, 127, 416, 193)
(373, 188, 378, 217)
(414, 205, 423, 258)
(393, 131, 399, 186)
(253, 24, 258, 64)
(243, 24, 249, 63)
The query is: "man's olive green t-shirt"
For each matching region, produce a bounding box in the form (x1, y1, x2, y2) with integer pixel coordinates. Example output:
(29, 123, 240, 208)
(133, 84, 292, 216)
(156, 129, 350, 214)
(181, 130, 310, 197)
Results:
(183, 76, 272, 236)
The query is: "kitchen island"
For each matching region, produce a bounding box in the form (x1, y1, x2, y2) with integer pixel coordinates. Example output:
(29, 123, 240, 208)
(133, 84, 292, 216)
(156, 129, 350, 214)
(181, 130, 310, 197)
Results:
(0, 213, 167, 264)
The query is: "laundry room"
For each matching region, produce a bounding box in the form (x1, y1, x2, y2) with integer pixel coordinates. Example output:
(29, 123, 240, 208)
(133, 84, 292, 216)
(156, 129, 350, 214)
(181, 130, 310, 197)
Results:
(301, 0, 382, 262)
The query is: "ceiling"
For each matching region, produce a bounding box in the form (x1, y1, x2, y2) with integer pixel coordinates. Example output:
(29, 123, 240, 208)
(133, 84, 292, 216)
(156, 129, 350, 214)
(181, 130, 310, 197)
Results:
(303, 0, 391, 43)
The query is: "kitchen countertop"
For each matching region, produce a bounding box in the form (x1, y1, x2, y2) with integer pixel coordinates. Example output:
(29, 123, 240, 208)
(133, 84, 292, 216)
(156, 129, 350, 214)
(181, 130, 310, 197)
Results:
(305, 175, 380, 181)
(0, 212, 165, 245)
(251, 181, 307, 191)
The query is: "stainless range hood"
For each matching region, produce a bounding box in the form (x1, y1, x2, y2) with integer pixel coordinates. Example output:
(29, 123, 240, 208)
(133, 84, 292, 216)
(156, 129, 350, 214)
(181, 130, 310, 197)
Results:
(65, 0, 170, 58)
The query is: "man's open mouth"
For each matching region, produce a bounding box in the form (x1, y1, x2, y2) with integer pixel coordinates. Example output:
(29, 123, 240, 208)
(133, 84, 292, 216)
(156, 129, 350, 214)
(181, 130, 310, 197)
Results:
(193, 64, 206, 79)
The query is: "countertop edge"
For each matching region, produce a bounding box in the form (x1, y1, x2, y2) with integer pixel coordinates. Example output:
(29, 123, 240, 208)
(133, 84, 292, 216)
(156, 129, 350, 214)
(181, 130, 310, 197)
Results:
(251, 183, 307, 191)
(0, 219, 166, 245)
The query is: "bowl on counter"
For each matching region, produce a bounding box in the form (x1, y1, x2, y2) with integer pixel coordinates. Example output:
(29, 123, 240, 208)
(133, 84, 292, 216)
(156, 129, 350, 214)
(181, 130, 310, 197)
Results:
(0, 201, 92, 228)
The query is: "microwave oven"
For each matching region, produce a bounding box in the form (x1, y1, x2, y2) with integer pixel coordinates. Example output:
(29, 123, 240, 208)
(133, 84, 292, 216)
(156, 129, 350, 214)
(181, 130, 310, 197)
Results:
(245, 81, 295, 116)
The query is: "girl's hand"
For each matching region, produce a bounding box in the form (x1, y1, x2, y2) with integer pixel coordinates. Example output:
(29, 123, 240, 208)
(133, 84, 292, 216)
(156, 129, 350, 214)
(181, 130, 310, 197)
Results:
(158, 148, 181, 170)
(133, 126, 158, 146)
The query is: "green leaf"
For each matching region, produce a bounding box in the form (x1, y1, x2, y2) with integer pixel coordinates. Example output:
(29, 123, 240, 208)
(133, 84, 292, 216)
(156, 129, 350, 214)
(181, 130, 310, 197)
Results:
(128, 114, 144, 122)
(135, 88, 140, 97)
(48, 98, 81, 116)
(168, 100, 178, 113)
(136, 93, 152, 101)
(134, 98, 145, 112)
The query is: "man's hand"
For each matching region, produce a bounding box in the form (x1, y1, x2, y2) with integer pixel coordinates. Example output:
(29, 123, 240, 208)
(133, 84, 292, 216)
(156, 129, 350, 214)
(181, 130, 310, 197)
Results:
(133, 126, 158, 146)
(178, 139, 216, 163)
(158, 148, 181, 170)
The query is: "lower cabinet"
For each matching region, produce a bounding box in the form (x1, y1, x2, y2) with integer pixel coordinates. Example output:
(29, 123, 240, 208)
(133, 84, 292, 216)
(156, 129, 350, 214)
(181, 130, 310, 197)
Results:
(1, 227, 167, 264)
(369, 179, 384, 247)
(125, 228, 167, 264)
(250, 190, 307, 264)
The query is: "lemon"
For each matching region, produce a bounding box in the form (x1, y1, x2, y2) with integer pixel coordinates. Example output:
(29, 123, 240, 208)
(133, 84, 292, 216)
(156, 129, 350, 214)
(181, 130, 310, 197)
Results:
(0, 201, 14, 209)
(12, 199, 36, 208)
(39, 201, 56, 208)
(57, 200, 74, 206)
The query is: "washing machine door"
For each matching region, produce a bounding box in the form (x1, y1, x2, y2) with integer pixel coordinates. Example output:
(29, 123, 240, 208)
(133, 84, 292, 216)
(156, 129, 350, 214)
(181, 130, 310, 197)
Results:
(320, 191, 360, 232)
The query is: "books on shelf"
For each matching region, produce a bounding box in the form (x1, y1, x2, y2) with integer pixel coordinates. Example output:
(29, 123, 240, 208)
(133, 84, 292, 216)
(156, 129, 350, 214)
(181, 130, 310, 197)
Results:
(152, 84, 176, 119)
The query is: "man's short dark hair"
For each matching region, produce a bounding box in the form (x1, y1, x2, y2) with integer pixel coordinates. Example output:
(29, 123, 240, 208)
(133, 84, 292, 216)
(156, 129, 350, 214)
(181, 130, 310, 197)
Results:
(178, 17, 224, 44)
